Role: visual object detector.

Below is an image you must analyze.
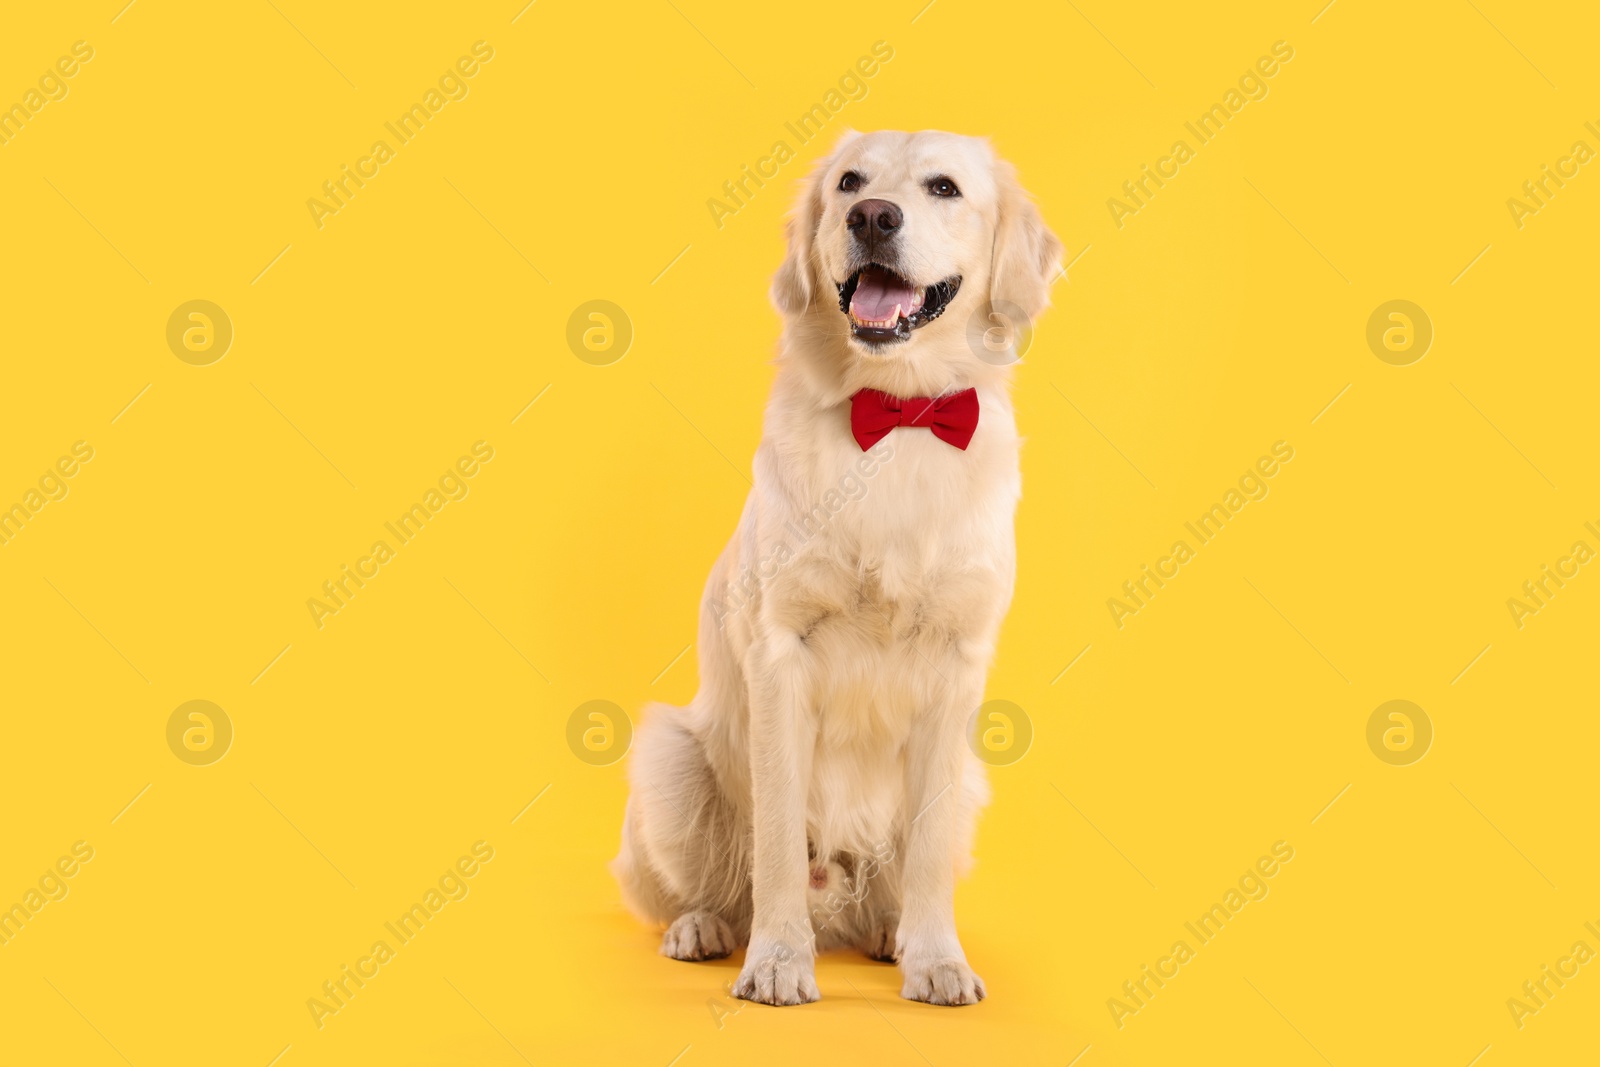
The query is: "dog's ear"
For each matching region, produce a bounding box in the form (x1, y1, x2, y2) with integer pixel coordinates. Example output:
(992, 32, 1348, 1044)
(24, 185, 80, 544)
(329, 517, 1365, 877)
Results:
(988, 160, 1063, 323)
(771, 132, 858, 316)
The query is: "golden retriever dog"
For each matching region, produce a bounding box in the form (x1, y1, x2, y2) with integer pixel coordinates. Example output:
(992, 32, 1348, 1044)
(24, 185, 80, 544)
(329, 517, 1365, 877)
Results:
(612, 130, 1061, 1005)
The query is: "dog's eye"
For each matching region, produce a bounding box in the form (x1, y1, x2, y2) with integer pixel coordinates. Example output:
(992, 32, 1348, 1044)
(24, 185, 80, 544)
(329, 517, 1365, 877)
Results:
(927, 177, 961, 198)
(838, 171, 863, 193)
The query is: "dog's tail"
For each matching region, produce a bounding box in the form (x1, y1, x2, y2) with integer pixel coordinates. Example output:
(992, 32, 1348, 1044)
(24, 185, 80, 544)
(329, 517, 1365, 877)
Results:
(611, 701, 671, 925)
(611, 700, 750, 926)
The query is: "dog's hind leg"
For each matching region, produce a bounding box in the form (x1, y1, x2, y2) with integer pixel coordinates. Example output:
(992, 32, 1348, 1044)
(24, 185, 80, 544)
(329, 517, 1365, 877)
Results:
(849, 844, 903, 962)
(612, 703, 751, 961)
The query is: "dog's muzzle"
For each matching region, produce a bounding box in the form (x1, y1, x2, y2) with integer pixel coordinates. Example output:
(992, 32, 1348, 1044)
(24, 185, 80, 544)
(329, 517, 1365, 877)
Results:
(836, 265, 962, 347)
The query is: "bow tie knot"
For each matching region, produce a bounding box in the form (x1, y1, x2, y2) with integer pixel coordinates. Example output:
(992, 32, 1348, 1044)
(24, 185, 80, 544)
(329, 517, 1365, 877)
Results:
(849, 388, 980, 451)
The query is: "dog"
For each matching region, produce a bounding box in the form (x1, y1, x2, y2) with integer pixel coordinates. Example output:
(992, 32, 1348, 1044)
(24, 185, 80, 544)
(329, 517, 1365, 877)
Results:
(612, 129, 1061, 1006)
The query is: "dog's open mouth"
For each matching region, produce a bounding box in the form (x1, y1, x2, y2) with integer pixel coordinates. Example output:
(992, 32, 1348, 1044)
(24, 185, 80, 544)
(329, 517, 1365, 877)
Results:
(837, 265, 961, 346)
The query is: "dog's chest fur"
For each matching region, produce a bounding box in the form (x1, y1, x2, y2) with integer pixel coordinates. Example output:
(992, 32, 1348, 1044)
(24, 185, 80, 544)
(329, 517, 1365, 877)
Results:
(744, 392, 1019, 853)
(762, 399, 1015, 625)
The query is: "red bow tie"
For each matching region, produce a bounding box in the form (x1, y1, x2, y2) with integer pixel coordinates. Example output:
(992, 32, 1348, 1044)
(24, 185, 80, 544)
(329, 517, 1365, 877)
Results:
(849, 388, 980, 451)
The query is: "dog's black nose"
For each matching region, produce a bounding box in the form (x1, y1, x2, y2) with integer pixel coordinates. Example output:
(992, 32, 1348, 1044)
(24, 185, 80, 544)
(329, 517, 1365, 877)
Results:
(846, 199, 902, 239)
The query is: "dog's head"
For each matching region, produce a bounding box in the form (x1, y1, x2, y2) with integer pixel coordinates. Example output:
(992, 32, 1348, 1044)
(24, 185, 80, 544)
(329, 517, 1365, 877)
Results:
(773, 130, 1061, 373)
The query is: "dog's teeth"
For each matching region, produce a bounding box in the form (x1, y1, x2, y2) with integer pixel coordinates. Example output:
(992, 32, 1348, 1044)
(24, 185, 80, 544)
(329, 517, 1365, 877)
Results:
(850, 308, 908, 331)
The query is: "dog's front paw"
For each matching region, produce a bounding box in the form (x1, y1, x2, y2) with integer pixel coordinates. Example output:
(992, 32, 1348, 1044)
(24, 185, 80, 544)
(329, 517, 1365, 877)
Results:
(900, 956, 986, 1006)
(661, 911, 737, 961)
(732, 941, 819, 1006)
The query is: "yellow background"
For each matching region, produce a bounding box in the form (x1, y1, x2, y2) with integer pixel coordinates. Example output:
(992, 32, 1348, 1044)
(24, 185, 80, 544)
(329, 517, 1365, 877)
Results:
(2, 1, 1597, 1064)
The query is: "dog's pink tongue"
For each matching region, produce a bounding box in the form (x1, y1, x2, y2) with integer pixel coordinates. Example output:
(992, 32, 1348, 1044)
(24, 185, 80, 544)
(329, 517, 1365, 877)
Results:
(850, 268, 919, 321)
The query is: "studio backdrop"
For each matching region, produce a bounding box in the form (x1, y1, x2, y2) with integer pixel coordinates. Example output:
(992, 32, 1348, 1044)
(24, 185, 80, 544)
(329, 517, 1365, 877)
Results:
(1, 2, 1595, 1065)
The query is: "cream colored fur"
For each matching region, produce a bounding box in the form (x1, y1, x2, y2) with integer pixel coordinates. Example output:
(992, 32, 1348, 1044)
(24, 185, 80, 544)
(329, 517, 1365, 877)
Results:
(613, 130, 1061, 1006)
